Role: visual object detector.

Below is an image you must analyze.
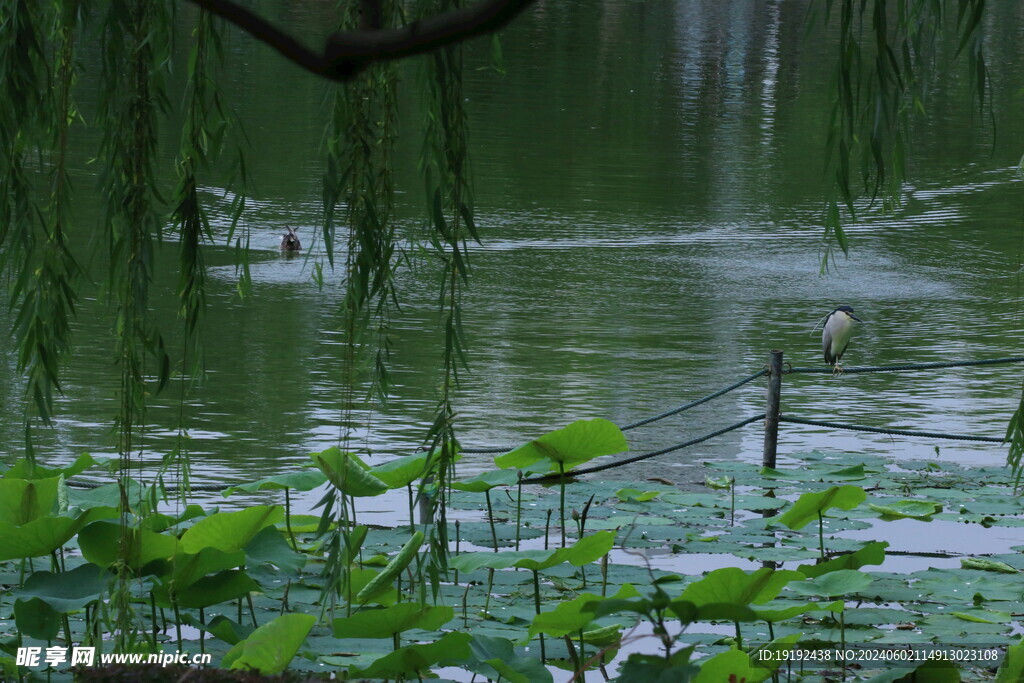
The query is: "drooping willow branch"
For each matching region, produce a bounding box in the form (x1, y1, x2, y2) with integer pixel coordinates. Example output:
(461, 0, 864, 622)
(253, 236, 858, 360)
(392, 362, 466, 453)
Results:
(186, 0, 536, 80)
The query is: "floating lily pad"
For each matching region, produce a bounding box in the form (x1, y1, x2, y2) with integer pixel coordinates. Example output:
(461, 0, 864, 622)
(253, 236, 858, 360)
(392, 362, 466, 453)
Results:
(787, 569, 873, 598)
(615, 487, 666, 502)
(869, 499, 942, 521)
(961, 558, 1018, 574)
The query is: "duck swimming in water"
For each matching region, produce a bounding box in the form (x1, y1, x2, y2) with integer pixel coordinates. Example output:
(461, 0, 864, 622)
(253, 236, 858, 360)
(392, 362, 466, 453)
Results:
(280, 225, 301, 251)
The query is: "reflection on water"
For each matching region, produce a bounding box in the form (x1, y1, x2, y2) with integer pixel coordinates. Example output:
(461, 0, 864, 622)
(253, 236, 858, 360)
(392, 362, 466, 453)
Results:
(1, 2, 1023, 509)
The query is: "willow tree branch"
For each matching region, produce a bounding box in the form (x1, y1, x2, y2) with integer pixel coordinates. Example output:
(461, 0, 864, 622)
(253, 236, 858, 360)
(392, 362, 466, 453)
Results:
(186, 0, 536, 81)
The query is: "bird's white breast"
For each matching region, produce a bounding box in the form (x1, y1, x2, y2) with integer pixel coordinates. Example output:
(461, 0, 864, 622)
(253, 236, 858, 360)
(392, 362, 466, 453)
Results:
(826, 311, 855, 352)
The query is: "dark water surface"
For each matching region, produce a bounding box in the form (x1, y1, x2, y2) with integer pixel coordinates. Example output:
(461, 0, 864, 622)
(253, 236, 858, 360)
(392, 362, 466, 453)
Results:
(2, 2, 1023, 514)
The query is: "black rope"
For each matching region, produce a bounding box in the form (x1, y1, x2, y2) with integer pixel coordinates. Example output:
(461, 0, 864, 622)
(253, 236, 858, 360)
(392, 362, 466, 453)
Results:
(460, 369, 769, 454)
(521, 414, 766, 484)
(787, 356, 1024, 375)
(620, 369, 768, 430)
(779, 415, 1005, 443)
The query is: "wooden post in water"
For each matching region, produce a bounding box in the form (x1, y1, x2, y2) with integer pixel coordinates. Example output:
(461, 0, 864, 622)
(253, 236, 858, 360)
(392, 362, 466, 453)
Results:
(762, 349, 783, 468)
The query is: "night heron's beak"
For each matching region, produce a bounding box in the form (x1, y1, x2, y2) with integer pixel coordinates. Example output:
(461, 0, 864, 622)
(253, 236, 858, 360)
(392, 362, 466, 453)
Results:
(851, 314, 862, 322)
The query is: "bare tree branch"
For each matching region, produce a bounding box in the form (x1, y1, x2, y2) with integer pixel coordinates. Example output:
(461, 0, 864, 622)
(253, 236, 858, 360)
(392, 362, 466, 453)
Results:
(186, 0, 537, 81)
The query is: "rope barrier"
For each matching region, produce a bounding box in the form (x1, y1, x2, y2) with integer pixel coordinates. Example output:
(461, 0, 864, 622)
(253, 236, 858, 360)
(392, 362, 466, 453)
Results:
(778, 415, 1006, 443)
(521, 414, 766, 484)
(787, 356, 1024, 375)
(460, 368, 768, 454)
(63, 355, 1020, 493)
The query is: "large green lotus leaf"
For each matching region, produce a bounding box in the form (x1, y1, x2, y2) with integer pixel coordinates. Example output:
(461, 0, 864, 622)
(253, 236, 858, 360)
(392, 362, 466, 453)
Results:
(454, 634, 553, 683)
(0, 477, 62, 524)
(312, 447, 388, 497)
(797, 541, 888, 578)
(346, 567, 397, 606)
(221, 470, 327, 496)
(997, 637, 1024, 683)
(494, 419, 627, 470)
(67, 480, 145, 510)
(451, 468, 519, 492)
(178, 613, 253, 646)
(160, 569, 260, 609)
(669, 599, 758, 623)
(371, 450, 456, 489)
(450, 530, 614, 573)
(356, 530, 424, 603)
(680, 567, 804, 607)
(0, 507, 114, 561)
(5, 454, 98, 480)
(869, 500, 942, 521)
(78, 520, 178, 573)
(774, 485, 867, 530)
(222, 612, 315, 675)
(168, 546, 247, 589)
(787, 569, 873, 598)
(348, 631, 472, 679)
(243, 525, 305, 573)
(333, 604, 453, 639)
(530, 584, 639, 638)
(13, 563, 109, 612)
(14, 597, 61, 640)
(179, 505, 284, 554)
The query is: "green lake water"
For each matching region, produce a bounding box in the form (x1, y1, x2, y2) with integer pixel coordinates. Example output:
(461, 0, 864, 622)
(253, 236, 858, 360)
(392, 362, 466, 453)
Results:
(2, 1, 1023, 515)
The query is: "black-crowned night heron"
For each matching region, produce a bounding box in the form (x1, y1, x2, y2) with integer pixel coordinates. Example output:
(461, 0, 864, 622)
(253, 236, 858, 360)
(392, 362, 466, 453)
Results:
(822, 305, 862, 371)
(280, 225, 301, 251)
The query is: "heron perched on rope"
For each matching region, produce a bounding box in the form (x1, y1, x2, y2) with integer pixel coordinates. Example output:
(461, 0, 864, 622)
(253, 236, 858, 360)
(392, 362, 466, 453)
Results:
(822, 305, 861, 373)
